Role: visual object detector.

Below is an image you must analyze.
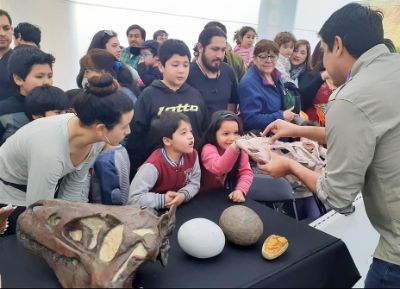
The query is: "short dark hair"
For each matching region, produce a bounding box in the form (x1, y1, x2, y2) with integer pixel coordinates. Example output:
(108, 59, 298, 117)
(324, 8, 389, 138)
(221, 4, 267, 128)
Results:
(254, 39, 279, 57)
(384, 38, 397, 53)
(25, 86, 71, 117)
(13, 22, 41, 47)
(159, 39, 191, 67)
(204, 21, 227, 34)
(274, 31, 296, 47)
(319, 3, 384, 59)
(73, 73, 134, 130)
(150, 111, 191, 148)
(8, 45, 55, 83)
(126, 24, 146, 40)
(153, 30, 168, 40)
(198, 27, 226, 49)
(87, 30, 117, 52)
(0, 9, 12, 26)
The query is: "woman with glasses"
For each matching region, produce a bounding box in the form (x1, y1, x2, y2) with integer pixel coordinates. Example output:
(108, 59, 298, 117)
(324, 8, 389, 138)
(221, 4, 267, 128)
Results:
(238, 40, 296, 132)
(87, 30, 122, 60)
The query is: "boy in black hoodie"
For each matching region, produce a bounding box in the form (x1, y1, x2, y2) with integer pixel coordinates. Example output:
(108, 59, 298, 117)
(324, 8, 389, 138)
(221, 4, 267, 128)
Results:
(126, 39, 208, 179)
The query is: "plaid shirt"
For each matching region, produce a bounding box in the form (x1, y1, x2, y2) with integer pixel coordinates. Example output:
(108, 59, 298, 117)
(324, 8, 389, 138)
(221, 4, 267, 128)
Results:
(120, 47, 140, 70)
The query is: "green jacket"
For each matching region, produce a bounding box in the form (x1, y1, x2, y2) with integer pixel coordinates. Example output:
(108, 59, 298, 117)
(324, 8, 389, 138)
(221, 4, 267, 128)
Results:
(225, 50, 246, 82)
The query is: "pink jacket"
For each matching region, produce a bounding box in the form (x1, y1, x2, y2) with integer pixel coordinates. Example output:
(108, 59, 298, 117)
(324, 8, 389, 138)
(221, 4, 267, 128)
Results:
(233, 45, 254, 67)
(201, 144, 253, 194)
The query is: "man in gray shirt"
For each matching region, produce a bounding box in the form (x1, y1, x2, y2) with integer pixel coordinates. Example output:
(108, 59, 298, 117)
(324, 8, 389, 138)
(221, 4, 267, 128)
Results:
(259, 3, 400, 288)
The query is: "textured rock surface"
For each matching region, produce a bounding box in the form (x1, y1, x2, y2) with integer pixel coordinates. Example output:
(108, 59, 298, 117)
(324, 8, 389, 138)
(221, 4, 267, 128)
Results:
(219, 206, 264, 246)
(178, 218, 225, 259)
(17, 199, 176, 288)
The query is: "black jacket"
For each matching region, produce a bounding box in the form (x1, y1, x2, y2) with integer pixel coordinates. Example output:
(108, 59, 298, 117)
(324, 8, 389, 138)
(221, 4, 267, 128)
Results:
(126, 80, 208, 179)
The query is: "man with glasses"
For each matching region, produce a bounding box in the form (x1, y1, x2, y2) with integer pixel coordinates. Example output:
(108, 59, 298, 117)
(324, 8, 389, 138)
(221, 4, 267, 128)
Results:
(238, 39, 296, 132)
(120, 24, 146, 70)
(0, 9, 18, 101)
(187, 27, 239, 117)
(153, 30, 168, 44)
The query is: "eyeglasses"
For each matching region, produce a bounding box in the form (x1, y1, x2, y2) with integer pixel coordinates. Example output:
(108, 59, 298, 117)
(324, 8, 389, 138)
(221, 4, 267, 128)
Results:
(141, 52, 154, 57)
(257, 54, 278, 62)
(103, 30, 116, 37)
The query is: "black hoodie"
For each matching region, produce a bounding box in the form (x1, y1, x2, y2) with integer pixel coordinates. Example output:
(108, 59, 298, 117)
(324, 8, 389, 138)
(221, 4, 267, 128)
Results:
(126, 80, 208, 179)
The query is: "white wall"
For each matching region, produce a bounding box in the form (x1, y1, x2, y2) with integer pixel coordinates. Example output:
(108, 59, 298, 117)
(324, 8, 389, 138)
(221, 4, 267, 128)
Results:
(1, 0, 355, 90)
(1, 0, 80, 90)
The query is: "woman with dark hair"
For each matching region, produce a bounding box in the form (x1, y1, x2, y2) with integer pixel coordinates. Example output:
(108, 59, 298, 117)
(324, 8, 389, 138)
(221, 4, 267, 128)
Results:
(77, 48, 140, 103)
(298, 41, 336, 126)
(82, 30, 142, 92)
(290, 39, 311, 85)
(87, 30, 121, 60)
(0, 73, 134, 236)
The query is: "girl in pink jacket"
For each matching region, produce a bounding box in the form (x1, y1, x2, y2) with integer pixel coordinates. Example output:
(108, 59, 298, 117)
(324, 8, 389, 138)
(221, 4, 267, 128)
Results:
(200, 111, 253, 203)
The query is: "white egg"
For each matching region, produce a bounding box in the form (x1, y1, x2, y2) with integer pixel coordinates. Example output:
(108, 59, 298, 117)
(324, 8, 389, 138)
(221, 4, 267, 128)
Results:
(178, 218, 225, 259)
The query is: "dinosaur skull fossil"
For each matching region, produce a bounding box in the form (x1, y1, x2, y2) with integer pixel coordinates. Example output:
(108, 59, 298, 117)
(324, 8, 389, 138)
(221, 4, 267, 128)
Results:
(16, 199, 176, 288)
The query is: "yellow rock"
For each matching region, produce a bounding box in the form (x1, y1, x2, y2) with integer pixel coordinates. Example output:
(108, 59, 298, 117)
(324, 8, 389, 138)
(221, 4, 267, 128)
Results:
(262, 235, 289, 260)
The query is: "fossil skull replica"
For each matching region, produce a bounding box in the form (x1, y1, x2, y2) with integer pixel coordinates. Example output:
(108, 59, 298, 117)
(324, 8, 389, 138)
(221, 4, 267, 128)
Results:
(236, 135, 326, 185)
(16, 199, 176, 288)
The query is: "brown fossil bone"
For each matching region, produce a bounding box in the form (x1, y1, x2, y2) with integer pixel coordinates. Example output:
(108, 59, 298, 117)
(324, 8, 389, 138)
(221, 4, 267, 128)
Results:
(16, 199, 176, 288)
(236, 135, 326, 185)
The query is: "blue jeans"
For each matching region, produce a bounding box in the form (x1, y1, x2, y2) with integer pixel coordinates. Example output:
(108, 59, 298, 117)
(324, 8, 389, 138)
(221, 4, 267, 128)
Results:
(365, 258, 400, 288)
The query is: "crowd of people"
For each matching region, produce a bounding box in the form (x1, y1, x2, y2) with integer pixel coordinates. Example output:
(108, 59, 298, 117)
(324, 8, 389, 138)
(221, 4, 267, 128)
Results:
(0, 3, 400, 287)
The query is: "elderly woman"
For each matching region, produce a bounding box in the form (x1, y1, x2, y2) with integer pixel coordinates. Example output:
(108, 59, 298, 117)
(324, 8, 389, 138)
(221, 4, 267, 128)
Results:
(239, 40, 296, 132)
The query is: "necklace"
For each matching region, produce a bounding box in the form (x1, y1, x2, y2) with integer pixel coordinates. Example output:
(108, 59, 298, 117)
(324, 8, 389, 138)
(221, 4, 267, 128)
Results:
(196, 60, 220, 79)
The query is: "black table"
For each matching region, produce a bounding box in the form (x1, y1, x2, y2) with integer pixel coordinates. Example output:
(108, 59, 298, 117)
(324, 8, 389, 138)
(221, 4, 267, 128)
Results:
(0, 191, 360, 288)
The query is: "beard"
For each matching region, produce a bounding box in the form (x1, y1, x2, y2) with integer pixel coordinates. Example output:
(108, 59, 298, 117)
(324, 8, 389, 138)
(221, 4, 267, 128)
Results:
(201, 53, 222, 73)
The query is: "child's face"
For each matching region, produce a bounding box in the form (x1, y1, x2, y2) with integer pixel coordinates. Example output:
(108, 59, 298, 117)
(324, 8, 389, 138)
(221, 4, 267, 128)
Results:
(14, 64, 53, 96)
(105, 36, 122, 60)
(160, 54, 190, 90)
(216, 120, 239, 151)
(241, 30, 256, 49)
(279, 42, 295, 58)
(167, 121, 194, 154)
(32, 109, 68, 120)
(44, 110, 68, 117)
(140, 48, 158, 66)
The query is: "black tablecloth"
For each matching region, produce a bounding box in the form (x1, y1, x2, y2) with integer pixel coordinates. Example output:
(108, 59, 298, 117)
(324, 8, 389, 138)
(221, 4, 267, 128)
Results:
(0, 191, 360, 288)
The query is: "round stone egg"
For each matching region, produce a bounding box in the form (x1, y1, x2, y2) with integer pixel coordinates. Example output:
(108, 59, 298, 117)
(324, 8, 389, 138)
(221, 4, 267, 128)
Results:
(219, 205, 264, 246)
(178, 218, 225, 259)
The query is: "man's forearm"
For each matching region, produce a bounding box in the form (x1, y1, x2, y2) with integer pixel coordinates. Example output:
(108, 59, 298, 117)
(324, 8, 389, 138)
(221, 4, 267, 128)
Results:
(289, 160, 321, 193)
(296, 126, 327, 144)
